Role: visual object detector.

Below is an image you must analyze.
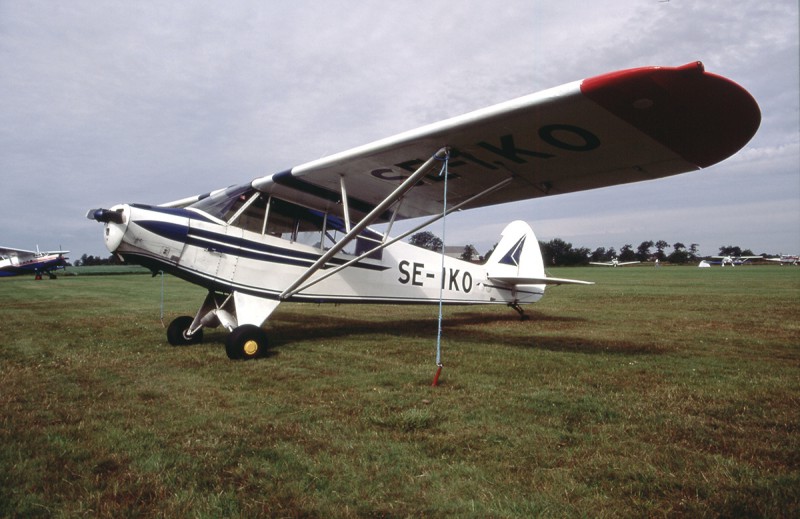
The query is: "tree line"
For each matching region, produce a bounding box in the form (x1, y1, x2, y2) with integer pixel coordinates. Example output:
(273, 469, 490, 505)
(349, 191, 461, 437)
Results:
(72, 253, 123, 266)
(540, 239, 758, 266)
(409, 231, 760, 266)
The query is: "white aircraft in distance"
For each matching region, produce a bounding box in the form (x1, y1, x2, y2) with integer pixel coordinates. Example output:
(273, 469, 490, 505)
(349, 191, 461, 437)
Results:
(0, 246, 69, 279)
(88, 62, 760, 360)
(712, 255, 762, 267)
(765, 254, 798, 265)
(589, 258, 640, 267)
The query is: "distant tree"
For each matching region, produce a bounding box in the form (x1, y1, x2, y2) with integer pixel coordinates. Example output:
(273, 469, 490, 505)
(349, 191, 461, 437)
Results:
(618, 244, 636, 262)
(667, 243, 691, 264)
(636, 241, 654, 262)
(74, 253, 119, 266)
(460, 244, 478, 261)
(409, 231, 443, 252)
(719, 245, 743, 257)
(483, 242, 498, 261)
(590, 247, 615, 262)
(654, 240, 670, 261)
(540, 238, 590, 266)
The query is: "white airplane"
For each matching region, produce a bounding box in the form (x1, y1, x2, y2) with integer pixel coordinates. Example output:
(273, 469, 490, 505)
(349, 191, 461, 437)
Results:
(589, 258, 640, 267)
(0, 246, 69, 279)
(87, 62, 760, 360)
(712, 255, 762, 267)
(765, 254, 798, 265)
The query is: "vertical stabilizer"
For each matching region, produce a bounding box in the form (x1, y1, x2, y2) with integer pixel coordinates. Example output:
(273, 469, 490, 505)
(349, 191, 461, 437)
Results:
(486, 221, 545, 280)
(486, 221, 593, 288)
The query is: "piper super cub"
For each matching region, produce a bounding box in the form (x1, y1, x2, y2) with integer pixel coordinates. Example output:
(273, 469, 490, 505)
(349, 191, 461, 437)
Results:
(88, 62, 760, 360)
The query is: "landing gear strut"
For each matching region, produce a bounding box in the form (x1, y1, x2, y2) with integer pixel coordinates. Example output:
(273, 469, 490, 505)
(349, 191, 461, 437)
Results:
(165, 290, 277, 360)
(509, 303, 529, 321)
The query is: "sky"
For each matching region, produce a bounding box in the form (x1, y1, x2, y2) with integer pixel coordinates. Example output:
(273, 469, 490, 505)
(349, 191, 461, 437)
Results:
(1, 0, 798, 260)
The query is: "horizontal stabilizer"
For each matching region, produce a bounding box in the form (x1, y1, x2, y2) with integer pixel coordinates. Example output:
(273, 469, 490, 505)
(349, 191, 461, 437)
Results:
(489, 275, 594, 286)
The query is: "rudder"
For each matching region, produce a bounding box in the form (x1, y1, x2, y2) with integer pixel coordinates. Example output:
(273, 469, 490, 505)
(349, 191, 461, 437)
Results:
(485, 221, 545, 280)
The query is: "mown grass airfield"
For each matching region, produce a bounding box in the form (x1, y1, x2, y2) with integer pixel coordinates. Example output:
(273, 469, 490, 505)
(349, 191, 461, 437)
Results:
(1, 265, 798, 517)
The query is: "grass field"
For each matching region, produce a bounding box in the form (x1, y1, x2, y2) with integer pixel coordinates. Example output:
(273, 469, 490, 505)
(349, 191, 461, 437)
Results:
(1, 266, 798, 517)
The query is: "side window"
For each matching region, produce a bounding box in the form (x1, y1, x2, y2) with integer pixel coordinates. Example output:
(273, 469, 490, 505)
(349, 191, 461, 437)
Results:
(224, 194, 386, 260)
(355, 229, 384, 260)
(229, 193, 268, 234)
(265, 198, 299, 240)
(264, 198, 325, 249)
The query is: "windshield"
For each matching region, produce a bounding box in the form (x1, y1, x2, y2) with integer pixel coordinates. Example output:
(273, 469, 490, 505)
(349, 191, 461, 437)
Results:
(189, 184, 252, 221)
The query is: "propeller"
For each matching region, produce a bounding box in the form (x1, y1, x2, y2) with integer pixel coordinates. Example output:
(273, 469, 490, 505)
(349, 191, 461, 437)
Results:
(87, 208, 125, 224)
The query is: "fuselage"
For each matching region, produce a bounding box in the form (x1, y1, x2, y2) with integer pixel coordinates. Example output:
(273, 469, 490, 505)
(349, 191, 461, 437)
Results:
(0, 253, 67, 277)
(98, 202, 545, 307)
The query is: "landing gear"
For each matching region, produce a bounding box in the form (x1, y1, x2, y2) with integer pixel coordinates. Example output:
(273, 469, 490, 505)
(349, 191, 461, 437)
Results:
(509, 303, 529, 321)
(166, 290, 276, 359)
(167, 315, 204, 346)
(225, 324, 269, 360)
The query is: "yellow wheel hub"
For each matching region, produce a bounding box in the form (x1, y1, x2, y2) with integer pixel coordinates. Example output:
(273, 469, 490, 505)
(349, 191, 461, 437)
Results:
(243, 339, 259, 356)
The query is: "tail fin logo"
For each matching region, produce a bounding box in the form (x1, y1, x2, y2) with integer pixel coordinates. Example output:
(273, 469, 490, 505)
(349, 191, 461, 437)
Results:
(499, 236, 525, 267)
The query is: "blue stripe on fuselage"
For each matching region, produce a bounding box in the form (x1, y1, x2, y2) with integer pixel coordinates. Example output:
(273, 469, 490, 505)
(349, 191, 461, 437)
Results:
(135, 220, 390, 272)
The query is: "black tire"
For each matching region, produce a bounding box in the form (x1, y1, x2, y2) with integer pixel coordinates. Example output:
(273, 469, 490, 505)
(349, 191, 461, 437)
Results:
(167, 316, 203, 346)
(225, 324, 269, 360)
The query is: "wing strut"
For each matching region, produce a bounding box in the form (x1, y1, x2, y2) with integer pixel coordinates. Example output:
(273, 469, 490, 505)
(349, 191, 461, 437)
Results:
(340, 175, 352, 232)
(286, 175, 514, 297)
(279, 147, 450, 300)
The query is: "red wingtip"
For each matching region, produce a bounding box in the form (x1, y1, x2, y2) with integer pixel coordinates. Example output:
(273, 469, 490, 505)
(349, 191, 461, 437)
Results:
(581, 62, 761, 168)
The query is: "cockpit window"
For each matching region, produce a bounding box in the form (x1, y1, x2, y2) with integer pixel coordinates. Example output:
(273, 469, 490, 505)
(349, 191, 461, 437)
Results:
(189, 184, 252, 222)
(189, 187, 384, 259)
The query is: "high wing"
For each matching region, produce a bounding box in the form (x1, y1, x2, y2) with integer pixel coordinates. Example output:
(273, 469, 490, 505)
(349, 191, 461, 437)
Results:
(711, 256, 762, 262)
(0, 247, 69, 258)
(589, 261, 640, 266)
(0, 246, 36, 257)
(163, 62, 760, 225)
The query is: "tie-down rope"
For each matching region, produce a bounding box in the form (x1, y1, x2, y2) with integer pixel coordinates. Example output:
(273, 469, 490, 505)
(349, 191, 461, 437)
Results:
(432, 151, 450, 386)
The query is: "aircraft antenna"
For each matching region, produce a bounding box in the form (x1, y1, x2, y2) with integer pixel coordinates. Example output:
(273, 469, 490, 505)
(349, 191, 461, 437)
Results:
(432, 150, 450, 387)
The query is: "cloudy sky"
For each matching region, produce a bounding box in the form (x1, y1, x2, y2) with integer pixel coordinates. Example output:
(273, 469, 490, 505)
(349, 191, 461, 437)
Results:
(1, 0, 797, 260)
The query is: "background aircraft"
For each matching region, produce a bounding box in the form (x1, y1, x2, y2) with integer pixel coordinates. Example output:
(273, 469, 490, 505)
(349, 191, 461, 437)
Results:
(589, 258, 640, 267)
(711, 255, 762, 267)
(0, 246, 69, 279)
(765, 255, 798, 265)
(88, 62, 760, 360)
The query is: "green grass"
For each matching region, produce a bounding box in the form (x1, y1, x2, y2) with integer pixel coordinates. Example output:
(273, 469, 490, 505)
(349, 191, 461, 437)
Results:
(1, 266, 798, 517)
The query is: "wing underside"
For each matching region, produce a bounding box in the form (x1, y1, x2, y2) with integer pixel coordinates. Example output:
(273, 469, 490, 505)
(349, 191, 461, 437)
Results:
(164, 62, 760, 225)
(0, 246, 35, 256)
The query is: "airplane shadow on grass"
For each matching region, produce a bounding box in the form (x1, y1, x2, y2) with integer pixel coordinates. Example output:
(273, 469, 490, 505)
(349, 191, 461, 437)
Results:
(199, 307, 666, 357)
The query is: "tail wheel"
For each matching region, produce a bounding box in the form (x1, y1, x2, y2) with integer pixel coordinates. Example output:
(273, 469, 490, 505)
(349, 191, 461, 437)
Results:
(225, 324, 269, 360)
(167, 316, 203, 346)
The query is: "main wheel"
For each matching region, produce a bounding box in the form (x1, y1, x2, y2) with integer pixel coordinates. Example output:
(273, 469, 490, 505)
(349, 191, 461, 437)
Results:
(167, 316, 203, 346)
(225, 324, 269, 360)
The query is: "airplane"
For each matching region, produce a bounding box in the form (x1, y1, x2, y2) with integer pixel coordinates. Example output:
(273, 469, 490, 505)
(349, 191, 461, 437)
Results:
(0, 246, 69, 279)
(711, 255, 762, 267)
(589, 258, 640, 267)
(87, 62, 760, 360)
(765, 254, 798, 265)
